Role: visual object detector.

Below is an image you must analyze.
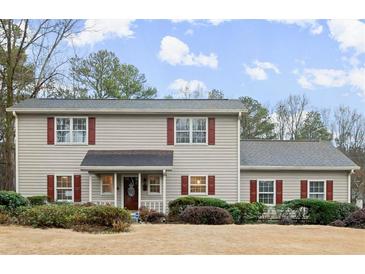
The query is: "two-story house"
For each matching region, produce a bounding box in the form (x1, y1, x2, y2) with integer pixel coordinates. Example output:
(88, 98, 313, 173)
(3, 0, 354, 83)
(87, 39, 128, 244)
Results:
(7, 99, 359, 213)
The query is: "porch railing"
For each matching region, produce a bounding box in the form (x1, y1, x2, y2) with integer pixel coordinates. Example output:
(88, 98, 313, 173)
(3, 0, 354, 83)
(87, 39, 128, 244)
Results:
(141, 200, 163, 212)
(93, 200, 114, 206)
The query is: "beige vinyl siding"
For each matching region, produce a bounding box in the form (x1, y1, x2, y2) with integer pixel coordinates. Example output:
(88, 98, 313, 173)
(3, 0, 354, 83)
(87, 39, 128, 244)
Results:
(17, 114, 238, 204)
(240, 170, 349, 203)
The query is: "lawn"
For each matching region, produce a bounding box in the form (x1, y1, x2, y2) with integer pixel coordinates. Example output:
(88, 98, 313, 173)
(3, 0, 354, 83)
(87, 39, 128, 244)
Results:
(0, 224, 364, 255)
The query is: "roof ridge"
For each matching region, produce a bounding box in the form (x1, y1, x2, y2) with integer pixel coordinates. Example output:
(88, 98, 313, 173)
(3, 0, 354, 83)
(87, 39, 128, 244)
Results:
(240, 139, 324, 143)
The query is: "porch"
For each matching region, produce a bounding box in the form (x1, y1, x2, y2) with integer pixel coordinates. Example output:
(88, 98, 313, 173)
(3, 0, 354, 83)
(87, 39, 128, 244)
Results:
(80, 150, 173, 214)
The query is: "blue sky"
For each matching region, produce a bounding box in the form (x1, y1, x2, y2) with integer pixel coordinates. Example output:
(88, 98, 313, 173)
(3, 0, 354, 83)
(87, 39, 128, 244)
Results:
(68, 19, 365, 113)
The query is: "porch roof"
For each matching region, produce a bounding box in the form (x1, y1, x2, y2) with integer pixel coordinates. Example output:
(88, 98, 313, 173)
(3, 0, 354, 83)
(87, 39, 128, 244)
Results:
(80, 150, 173, 171)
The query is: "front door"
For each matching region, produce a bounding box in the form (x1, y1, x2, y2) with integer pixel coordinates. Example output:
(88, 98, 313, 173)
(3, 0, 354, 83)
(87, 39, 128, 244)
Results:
(123, 176, 138, 210)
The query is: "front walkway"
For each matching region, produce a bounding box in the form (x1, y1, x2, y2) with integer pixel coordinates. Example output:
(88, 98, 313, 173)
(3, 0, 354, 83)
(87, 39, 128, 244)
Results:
(1, 224, 365, 254)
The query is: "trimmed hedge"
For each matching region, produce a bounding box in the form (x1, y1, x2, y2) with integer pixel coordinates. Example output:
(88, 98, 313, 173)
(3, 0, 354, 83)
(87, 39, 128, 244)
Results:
(0, 191, 29, 211)
(168, 196, 229, 221)
(28, 195, 47, 206)
(180, 206, 233, 225)
(276, 199, 358, 225)
(18, 204, 132, 232)
(228, 202, 266, 224)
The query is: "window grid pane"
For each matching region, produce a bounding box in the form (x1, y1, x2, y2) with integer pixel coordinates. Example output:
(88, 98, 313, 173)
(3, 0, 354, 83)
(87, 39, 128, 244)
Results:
(56, 176, 72, 202)
(258, 180, 274, 204)
(56, 117, 87, 144)
(101, 175, 113, 193)
(149, 176, 161, 193)
(192, 118, 206, 143)
(309, 181, 325, 200)
(190, 176, 206, 193)
(176, 118, 190, 144)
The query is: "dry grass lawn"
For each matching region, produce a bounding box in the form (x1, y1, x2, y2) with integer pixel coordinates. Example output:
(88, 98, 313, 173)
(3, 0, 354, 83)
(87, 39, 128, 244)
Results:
(1, 224, 364, 255)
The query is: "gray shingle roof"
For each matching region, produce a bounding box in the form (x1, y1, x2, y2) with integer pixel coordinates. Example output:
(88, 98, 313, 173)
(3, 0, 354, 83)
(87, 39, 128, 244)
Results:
(240, 140, 359, 170)
(81, 150, 173, 167)
(8, 98, 244, 113)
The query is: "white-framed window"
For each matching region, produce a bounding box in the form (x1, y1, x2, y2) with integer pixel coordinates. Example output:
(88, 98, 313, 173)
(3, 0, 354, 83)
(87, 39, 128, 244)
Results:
(148, 175, 161, 194)
(258, 180, 275, 205)
(175, 118, 207, 144)
(189, 175, 207, 195)
(101, 174, 113, 194)
(308, 180, 325, 200)
(56, 117, 87, 144)
(55, 175, 73, 202)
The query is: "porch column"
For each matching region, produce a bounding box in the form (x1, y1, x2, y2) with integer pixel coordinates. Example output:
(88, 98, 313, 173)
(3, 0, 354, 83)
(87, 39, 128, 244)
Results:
(138, 173, 141, 209)
(162, 170, 167, 214)
(114, 173, 117, 207)
(88, 174, 92, 202)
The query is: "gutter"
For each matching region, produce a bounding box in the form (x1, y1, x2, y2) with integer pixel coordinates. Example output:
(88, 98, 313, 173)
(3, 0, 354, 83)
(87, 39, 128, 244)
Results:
(240, 165, 360, 171)
(13, 111, 19, 193)
(348, 169, 354, 203)
(6, 108, 245, 115)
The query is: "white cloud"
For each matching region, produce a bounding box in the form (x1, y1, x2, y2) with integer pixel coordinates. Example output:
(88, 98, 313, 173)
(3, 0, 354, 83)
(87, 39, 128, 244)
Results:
(171, 19, 229, 26)
(184, 29, 194, 36)
(297, 67, 365, 96)
(272, 20, 323, 35)
(244, 60, 280, 80)
(69, 19, 135, 47)
(168, 79, 208, 98)
(158, 36, 218, 69)
(327, 20, 365, 54)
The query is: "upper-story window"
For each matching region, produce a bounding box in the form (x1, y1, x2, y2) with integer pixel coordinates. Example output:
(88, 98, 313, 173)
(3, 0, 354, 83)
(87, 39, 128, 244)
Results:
(175, 118, 207, 144)
(56, 117, 87, 144)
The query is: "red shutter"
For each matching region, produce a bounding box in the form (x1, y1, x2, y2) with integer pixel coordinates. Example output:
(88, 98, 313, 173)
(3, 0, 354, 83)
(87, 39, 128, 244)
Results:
(326, 180, 333, 201)
(167, 118, 174, 145)
(208, 117, 215, 145)
(88, 117, 96, 145)
(300, 180, 308, 199)
(47, 175, 54, 202)
(250, 180, 257, 203)
(47, 117, 54, 145)
(181, 176, 188, 195)
(74, 175, 81, 202)
(208, 176, 215, 195)
(276, 180, 283, 204)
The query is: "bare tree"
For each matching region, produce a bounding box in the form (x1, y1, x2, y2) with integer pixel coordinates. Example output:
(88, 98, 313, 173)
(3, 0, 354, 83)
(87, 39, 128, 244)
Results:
(333, 106, 365, 151)
(0, 19, 78, 190)
(274, 102, 289, 140)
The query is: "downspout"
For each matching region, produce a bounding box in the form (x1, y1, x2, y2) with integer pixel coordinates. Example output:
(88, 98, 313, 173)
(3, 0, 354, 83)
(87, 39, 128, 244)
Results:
(348, 169, 354, 203)
(13, 111, 19, 193)
(237, 111, 242, 202)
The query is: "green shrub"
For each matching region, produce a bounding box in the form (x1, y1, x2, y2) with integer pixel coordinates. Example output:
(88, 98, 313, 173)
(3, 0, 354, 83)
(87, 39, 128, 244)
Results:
(18, 204, 79, 228)
(180, 206, 233, 225)
(18, 204, 132, 232)
(0, 191, 29, 211)
(228, 202, 266, 224)
(276, 199, 358, 225)
(73, 205, 131, 228)
(168, 196, 229, 221)
(28, 195, 47, 206)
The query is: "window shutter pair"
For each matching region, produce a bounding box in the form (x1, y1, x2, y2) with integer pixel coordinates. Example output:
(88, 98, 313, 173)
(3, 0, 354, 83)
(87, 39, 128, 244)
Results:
(167, 117, 215, 145)
(47, 117, 96, 145)
(180, 176, 215, 195)
(47, 175, 81, 202)
(250, 180, 283, 204)
(300, 180, 333, 200)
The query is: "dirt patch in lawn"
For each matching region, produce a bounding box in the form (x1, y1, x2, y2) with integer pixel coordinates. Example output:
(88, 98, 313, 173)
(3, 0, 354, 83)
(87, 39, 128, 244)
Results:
(0, 224, 364, 255)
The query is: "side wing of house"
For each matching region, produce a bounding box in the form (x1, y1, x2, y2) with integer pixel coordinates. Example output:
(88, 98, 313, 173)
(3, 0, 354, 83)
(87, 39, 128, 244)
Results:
(239, 140, 359, 205)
